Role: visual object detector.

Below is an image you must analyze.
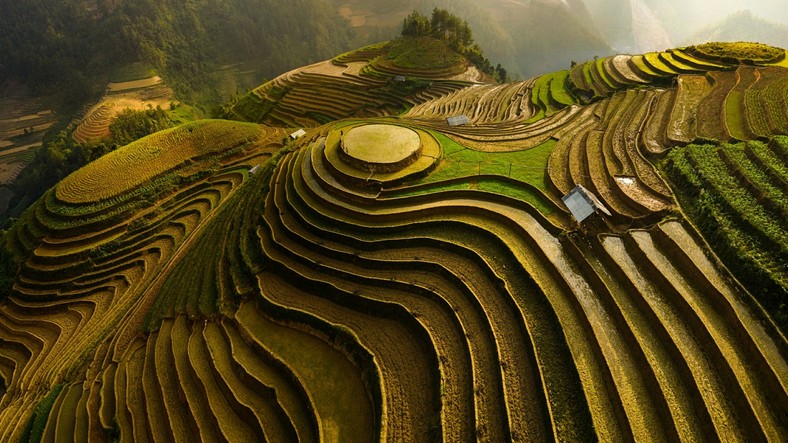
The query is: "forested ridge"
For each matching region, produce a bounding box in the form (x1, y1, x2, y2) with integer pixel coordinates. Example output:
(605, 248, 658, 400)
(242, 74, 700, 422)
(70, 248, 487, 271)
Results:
(0, 0, 611, 107)
(401, 9, 508, 81)
(0, 0, 354, 107)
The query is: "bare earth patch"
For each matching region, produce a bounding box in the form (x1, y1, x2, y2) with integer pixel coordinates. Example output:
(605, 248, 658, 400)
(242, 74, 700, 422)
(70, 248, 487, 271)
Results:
(107, 76, 163, 93)
(303, 60, 348, 76)
(448, 66, 485, 82)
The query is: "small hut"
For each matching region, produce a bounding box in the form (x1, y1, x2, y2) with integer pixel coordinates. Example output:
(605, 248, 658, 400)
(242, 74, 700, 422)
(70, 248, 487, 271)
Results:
(290, 129, 306, 140)
(447, 115, 470, 126)
(562, 184, 611, 223)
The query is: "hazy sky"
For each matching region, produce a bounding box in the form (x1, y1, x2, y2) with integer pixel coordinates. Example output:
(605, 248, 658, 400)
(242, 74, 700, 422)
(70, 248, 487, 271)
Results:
(581, 0, 787, 51)
(582, 0, 788, 28)
(674, 0, 788, 26)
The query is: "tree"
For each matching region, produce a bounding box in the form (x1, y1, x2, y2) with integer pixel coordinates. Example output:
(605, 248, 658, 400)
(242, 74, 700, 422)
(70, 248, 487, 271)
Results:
(0, 230, 18, 300)
(400, 8, 509, 83)
(402, 11, 430, 37)
(109, 106, 173, 146)
(496, 64, 508, 82)
(431, 8, 452, 39)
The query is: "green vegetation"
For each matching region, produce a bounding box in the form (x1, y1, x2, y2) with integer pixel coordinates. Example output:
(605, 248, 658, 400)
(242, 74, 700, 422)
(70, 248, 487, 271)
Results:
(0, 0, 353, 108)
(529, 70, 578, 121)
(436, 134, 556, 191)
(390, 134, 558, 214)
(228, 94, 277, 123)
(389, 78, 433, 94)
(57, 120, 262, 204)
(387, 37, 464, 70)
(2, 133, 111, 225)
(662, 139, 788, 331)
(1, 35, 788, 443)
(109, 62, 158, 83)
(19, 384, 65, 443)
(548, 71, 576, 106)
(144, 145, 289, 332)
(402, 9, 474, 53)
(688, 42, 785, 63)
(0, 229, 18, 299)
(401, 9, 506, 81)
(335, 42, 392, 64)
(109, 106, 173, 146)
(2, 105, 202, 224)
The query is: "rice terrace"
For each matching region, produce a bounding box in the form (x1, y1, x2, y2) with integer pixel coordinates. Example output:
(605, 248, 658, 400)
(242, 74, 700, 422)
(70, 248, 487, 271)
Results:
(0, 28, 787, 443)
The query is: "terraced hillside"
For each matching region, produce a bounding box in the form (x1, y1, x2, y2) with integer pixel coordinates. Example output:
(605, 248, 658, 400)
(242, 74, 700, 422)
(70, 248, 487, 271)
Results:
(229, 38, 490, 128)
(0, 82, 59, 213)
(0, 41, 786, 441)
(72, 76, 175, 144)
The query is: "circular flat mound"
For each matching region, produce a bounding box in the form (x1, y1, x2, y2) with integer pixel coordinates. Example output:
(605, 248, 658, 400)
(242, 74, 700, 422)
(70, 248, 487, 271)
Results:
(343, 124, 421, 165)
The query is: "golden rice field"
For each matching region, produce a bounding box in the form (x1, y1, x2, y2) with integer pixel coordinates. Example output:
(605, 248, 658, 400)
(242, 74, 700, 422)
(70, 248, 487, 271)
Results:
(57, 120, 264, 204)
(0, 40, 786, 441)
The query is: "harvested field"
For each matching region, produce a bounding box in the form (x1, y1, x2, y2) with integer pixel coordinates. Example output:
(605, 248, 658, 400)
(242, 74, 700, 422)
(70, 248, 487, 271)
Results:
(667, 75, 712, 144)
(0, 83, 59, 195)
(106, 76, 163, 93)
(696, 71, 736, 141)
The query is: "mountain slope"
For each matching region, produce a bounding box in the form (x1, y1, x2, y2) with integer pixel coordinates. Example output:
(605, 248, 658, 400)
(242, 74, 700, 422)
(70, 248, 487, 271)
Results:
(229, 36, 492, 127)
(686, 10, 788, 49)
(0, 42, 786, 441)
(0, 0, 355, 105)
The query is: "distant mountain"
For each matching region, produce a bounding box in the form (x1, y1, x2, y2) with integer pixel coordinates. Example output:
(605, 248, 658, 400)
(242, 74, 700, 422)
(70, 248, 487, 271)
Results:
(629, 0, 672, 52)
(479, 0, 613, 77)
(583, 0, 788, 51)
(582, 0, 673, 52)
(685, 10, 788, 49)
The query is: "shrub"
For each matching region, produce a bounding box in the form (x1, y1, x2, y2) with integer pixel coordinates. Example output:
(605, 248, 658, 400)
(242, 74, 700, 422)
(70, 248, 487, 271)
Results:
(0, 229, 18, 300)
(689, 42, 784, 63)
(19, 384, 65, 443)
(109, 106, 173, 146)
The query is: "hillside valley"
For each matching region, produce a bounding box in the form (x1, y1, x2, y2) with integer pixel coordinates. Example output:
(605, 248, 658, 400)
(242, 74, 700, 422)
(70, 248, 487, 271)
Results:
(0, 26, 786, 442)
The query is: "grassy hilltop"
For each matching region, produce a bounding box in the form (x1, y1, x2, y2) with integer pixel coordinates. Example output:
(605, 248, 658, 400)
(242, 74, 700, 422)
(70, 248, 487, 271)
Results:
(0, 37, 787, 442)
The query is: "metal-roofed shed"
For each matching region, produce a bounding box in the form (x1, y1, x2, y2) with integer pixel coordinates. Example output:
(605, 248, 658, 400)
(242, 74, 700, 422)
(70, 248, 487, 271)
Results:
(290, 129, 306, 140)
(447, 115, 470, 126)
(562, 184, 612, 223)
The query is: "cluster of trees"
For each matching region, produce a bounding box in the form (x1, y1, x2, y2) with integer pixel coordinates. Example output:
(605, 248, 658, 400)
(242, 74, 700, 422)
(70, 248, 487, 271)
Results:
(401, 9, 507, 82)
(402, 9, 474, 52)
(0, 229, 17, 299)
(109, 106, 173, 146)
